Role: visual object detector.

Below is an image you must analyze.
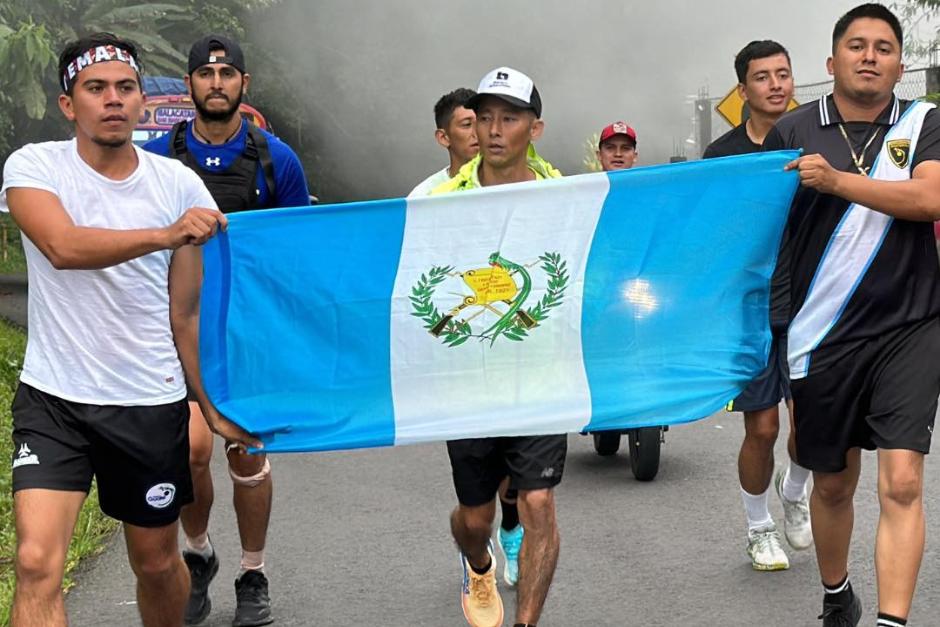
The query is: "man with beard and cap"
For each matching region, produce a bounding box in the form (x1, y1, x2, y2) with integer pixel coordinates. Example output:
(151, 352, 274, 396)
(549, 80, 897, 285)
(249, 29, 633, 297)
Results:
(409, 87, 479, 197)
(596, 121, 638, 171)
(144, 33, 309, 627)
(3, 32, 253, 627)
(703, 39, 814, 575)
(766, 4, 940, 625)
(431, 67, 563, 627)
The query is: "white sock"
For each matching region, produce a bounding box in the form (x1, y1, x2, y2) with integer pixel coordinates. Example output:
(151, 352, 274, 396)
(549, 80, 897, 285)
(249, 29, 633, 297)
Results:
(184, 533, 213, 559)
(782, 460, 811, 502)
(238, 549, 265, 578)
(741, 487, 773, 530)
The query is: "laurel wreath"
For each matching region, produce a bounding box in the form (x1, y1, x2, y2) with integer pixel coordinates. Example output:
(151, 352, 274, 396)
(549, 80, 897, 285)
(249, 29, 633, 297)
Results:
(409, 252, 568, 347)
(505, 252, 568, 342)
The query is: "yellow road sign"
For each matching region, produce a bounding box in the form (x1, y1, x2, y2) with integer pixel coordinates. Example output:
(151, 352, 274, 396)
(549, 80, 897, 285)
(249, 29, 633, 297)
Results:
(715, 86, 798, 128)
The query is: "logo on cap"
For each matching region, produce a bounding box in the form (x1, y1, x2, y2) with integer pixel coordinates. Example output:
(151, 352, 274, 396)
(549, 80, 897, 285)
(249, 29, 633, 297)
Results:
(496, 71, 509, 80)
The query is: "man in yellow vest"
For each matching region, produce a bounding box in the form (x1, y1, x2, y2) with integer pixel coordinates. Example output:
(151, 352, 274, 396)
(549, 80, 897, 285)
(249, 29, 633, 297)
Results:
(432, 66, 562, 627)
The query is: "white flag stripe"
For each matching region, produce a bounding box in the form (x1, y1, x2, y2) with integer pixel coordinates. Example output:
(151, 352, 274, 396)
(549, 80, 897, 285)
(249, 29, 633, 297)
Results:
(390, 174, 610, 444)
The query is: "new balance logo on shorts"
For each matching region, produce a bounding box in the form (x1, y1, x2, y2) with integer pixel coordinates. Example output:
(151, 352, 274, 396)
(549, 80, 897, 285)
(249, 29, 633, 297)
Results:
(12, 443, 39, 469)
(145, 483, 177, 509)
(541, 467, 555, 478)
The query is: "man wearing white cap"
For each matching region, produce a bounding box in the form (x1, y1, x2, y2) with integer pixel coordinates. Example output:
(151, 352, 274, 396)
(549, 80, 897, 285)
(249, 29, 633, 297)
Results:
(432, 67, 562, 627)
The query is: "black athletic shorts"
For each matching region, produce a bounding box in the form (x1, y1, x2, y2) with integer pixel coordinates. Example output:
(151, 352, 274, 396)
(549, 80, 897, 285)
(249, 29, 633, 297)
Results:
(10, 383, 193, 527)
(446, 434, 567, 507)
(727, 337, 791, 413)
(791, 317, 940, 473)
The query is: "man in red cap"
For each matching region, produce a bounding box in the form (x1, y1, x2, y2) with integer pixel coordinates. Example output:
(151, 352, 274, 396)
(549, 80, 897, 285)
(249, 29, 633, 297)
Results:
(596, 122, 638, 171)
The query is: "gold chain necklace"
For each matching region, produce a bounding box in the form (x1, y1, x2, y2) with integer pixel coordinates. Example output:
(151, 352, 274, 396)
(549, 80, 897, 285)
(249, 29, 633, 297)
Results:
(837, 123, 881, 175)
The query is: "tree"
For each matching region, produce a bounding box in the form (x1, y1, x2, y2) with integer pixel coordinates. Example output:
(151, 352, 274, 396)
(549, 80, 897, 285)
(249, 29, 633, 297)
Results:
(0, 0, 282, 160)
(893, 1, 940, 64)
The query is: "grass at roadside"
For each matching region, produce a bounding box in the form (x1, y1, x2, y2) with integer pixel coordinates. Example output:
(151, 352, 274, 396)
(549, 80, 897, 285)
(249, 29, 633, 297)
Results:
(0, 216, 25, 276)
(0, 320, 118, 625)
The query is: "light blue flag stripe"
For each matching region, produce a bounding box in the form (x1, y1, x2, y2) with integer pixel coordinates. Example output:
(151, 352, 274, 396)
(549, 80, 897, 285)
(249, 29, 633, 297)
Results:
(582, 152, 798, 431)
(199, 151, 799, 453)
(201, 199, 407, 450)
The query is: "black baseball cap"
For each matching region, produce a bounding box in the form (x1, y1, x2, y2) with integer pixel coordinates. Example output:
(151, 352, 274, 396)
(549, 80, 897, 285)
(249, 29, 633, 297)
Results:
(188, 34, 246, 75)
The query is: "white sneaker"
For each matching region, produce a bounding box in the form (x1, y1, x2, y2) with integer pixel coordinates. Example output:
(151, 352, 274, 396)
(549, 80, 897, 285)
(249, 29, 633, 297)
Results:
(746, 523, 790, 571)
(774, 468, 813, 550)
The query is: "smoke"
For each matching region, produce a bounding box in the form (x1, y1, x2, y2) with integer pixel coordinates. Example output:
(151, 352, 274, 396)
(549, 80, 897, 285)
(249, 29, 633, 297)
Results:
(249, 0, 861, 202)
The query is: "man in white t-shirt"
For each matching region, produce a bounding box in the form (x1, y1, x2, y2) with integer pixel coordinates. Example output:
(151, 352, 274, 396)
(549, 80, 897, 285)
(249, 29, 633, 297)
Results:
(1, 33, 258, 627)
(408, 88, 479, 197)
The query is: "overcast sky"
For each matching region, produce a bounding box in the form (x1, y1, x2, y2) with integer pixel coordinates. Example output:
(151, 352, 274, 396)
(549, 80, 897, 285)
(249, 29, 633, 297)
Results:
(251, 0, 907, 200)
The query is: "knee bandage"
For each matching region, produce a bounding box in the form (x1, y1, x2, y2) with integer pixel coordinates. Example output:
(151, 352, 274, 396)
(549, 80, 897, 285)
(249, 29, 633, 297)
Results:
(228, 458, 271, 487)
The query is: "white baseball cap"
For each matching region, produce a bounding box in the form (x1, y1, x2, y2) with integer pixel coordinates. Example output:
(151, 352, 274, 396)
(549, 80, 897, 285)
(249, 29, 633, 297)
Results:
(466, 66, 542, 118)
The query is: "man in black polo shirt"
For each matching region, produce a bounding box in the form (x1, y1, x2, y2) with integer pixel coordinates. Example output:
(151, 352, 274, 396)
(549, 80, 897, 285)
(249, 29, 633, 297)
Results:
(704, 40, 813, 574)
(766, 4, 940, 626)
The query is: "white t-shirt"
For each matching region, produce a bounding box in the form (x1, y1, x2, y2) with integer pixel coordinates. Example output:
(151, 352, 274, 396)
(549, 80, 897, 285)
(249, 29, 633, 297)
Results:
(0, 140, 216, 405)
(407, 167, 451, 198)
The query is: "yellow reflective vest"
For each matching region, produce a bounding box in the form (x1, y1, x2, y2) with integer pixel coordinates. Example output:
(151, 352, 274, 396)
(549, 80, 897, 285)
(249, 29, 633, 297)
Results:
(430, 144, 562, 194)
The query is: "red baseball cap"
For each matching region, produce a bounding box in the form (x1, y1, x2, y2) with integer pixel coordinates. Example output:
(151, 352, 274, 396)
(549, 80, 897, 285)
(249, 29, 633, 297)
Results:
(599, 121, 637, 147)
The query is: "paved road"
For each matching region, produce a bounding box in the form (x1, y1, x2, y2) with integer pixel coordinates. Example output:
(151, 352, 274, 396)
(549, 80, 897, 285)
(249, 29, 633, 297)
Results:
(63, 408, 940, 626)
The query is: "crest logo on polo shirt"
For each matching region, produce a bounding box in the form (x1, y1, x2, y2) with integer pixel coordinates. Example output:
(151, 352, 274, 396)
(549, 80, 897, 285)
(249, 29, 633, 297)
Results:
(887, 139, 910, 169)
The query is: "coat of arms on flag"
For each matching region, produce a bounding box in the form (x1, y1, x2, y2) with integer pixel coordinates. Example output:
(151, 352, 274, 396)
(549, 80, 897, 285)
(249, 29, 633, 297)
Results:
(411, 252, 568, 347)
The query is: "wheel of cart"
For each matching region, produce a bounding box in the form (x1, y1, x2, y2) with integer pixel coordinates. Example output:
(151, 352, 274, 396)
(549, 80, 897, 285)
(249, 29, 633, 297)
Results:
(627, 426, 663, 481)
(592, 431, 621, 456)
(589, 425, 667, 481)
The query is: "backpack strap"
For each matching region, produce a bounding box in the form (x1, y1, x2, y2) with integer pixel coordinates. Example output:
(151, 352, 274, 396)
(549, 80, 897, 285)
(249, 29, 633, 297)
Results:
(169, 121, 189, 157)
(246, 124, 277, 201)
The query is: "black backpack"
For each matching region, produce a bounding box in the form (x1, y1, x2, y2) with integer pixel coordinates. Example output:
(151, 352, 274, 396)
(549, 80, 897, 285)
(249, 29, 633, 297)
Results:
(168, 120, 277, 213)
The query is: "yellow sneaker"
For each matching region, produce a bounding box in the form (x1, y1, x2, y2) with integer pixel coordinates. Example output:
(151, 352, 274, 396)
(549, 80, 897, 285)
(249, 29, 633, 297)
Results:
(460, 547, 504, 627)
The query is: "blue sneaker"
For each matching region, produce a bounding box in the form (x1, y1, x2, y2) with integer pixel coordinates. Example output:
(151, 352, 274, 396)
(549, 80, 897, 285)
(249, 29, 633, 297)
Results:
(496, 525, 523, 586)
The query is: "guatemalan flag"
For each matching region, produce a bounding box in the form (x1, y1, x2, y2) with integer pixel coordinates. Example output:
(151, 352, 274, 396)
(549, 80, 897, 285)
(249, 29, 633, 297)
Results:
(199, 151, 800, 453)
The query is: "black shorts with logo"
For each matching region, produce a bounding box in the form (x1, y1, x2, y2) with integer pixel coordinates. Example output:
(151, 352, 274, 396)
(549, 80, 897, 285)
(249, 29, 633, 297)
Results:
(10, 383, 193, 527)
(791, 317, 940, 473)
(446, 434, 567, 507)
(727, 337, 791, 413)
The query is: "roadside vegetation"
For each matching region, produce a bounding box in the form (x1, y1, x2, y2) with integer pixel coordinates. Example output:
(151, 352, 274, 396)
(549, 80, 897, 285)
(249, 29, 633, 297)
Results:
(0, 216, 25, 275)
(0, 320, 117, 626)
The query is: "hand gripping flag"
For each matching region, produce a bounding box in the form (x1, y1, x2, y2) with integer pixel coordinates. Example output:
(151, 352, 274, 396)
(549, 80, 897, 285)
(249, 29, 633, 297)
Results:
(200, 151, 800, 452)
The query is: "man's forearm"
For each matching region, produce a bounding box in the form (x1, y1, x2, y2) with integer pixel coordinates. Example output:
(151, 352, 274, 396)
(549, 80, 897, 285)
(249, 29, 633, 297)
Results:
(172, 313, 213, 415)
(833, 172, 940, 221)
(37, 225, 170, 270)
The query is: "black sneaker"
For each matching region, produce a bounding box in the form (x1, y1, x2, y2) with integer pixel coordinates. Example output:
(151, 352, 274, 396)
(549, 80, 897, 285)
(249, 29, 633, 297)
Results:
(183, 550, 219, 625)
(818, 590, 862, 626)
(233, 570, 274, 627)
